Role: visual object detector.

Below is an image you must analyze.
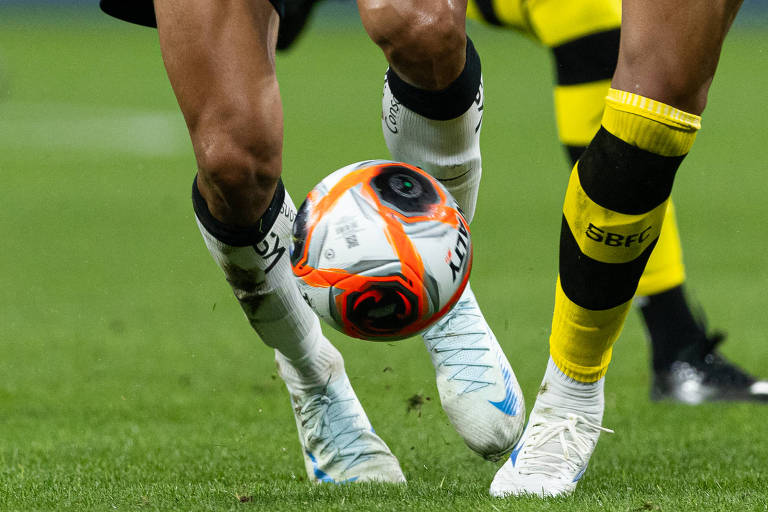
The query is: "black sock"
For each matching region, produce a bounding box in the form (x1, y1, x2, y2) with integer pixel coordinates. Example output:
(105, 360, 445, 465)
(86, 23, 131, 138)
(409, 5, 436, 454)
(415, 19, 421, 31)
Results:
(639, 285, 709, 372)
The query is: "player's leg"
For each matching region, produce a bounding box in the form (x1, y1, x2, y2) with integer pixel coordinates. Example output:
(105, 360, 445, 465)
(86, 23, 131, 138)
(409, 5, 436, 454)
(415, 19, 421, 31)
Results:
(359, 0, 525, 461)
(273, 0, 764, 405)
(638, 278, 768, 403)
(471, 0, 767, 406)
(621, 10, 767, 405)
(151, 0, 403, 483)
(491, 0, 742, 497)
(531, 0, 765, 405)
(479, 2, 618, 496)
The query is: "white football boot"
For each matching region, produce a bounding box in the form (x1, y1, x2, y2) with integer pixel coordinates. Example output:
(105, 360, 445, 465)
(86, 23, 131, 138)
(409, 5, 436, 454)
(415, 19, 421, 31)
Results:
(490, 359, 613, 497)
(277, 348, 406, 484)
(422, 284, 525, 461)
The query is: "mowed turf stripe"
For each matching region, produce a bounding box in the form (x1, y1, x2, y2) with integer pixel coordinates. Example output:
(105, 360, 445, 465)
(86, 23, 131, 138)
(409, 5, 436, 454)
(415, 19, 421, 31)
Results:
(0, 101, 189, 156)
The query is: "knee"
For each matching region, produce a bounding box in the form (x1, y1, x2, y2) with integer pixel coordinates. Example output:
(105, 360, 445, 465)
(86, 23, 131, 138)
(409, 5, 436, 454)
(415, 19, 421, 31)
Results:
(360, 0, 467, 89)
(191, 106, 283, 225)
(362, 1, 465, 54)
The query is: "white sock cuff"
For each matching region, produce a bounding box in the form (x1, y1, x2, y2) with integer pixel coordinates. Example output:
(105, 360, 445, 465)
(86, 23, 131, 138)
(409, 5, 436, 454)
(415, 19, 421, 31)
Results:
(275, 337, 344, 391)
(547, 357, 604, 389)
(542, 358, 605, 418)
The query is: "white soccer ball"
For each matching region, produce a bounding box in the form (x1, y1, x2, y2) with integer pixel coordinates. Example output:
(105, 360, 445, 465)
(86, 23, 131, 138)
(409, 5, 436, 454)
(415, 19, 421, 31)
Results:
(291, 160, 472, 341)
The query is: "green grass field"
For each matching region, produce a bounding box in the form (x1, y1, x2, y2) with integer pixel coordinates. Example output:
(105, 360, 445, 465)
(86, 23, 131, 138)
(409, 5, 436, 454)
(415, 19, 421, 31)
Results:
(1, 7, 767, 511)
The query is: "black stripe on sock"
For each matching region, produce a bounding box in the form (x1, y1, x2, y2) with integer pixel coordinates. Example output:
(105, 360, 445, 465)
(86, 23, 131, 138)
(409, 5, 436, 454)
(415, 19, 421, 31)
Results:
(565, 145, 586, 167)
(578, 127, 684, 215)
(559, 216, 658, 310)
(552, 29, 620, 86)
(386, 38, 481, 121)
(473, 0, 503, 25)
(192, 176, 285, 247)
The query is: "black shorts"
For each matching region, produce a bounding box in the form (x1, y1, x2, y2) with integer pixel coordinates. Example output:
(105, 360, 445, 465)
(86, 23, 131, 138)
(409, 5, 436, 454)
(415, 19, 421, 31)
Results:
(99, 0, 285, 28)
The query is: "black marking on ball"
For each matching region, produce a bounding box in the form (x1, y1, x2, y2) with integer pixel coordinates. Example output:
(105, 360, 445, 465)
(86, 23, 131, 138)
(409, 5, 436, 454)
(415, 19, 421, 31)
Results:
(371, 165, 439, 215)
(345, 280, 419, 337)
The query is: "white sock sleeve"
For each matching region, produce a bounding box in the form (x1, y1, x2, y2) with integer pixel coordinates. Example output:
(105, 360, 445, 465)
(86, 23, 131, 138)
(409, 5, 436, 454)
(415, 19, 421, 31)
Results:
(194, 181, 340, 378)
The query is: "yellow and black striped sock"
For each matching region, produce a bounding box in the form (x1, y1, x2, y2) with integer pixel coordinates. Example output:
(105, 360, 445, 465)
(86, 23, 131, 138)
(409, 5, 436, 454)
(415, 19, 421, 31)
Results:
(547, 23, 688, 300)
(542, 10, 688, 302)
(467, 0, 525, 30)
(550, 28, 619, 164)
(550, 88, 701, 382)
(635, 200, 686, 296)
(465, 0, 699, 377)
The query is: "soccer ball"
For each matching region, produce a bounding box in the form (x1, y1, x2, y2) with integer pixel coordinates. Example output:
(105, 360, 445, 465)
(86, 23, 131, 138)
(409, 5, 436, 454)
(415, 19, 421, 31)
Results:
(290, 160, 472, 341)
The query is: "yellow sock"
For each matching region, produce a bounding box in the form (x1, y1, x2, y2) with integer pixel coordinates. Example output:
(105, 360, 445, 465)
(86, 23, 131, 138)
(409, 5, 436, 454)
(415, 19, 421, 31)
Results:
(464, 0, 698, 373)
(636, 199, 686, 296)
(550, 89, 700, 382)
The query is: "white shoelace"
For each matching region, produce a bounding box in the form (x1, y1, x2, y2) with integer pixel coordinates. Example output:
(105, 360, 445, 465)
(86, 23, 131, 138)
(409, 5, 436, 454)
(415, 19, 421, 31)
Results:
(518, 413, 614, 478)
(298, 386, 374, 471)
(422, 297, 494, 394)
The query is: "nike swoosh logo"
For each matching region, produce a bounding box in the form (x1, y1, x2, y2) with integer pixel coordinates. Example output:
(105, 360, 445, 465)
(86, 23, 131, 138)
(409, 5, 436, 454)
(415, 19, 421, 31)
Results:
(488, 358, 521, 416)
(306, 451, 359, 484)
(572, 462, 589, 482)
(508, 441, 524, 466)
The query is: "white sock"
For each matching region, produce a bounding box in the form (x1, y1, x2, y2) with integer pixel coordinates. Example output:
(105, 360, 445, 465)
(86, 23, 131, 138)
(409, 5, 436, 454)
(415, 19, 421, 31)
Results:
(193, 179, 341, 390)
(538, 357, 605, 420)
(381, 39, 484, 223)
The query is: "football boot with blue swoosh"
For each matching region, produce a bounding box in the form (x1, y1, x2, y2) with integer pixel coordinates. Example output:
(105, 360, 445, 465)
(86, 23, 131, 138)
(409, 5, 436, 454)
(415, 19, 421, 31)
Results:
(490, 358, 613, 497)
(277, 347, 405, 484)
(422, 284, 525, 461)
